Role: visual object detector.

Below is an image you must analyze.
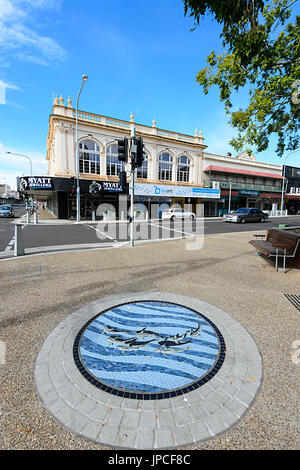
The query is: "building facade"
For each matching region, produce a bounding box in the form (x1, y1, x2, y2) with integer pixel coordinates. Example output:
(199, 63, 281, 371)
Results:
(44, 95, 220, 219)
(17, 95, 285, 219)
(202, 151, 283, 216)
(283, 165, 300, 214)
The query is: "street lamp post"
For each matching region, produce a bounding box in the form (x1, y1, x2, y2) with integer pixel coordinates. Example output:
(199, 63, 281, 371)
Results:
(76, 74, 88, 223)
(280, 150, 299, 215)
(6, 152, 33, 176)
(228, 181, 232, 213)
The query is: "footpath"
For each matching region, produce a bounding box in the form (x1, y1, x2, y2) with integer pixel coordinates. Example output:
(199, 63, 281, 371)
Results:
(0, 230, 299, 450)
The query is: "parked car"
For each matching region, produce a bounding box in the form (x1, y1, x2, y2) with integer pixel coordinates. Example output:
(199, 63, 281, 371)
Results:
(0, 204, 15, 218)
(223, 208, 268, 223)
(162, 208, 196, 221)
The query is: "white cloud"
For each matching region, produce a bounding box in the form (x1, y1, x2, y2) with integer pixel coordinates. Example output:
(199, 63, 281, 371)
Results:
(0, 141, 48, 189)
(0, 0, 66, 66)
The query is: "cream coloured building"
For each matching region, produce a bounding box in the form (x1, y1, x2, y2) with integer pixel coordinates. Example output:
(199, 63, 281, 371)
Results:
(45, 95, 220, 219)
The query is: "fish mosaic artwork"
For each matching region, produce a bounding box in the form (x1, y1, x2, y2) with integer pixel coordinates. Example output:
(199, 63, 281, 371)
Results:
(74, 301, 226, 399)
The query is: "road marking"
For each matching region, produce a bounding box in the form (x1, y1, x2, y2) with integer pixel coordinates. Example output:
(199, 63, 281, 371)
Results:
(148, 222, 196, 238)
(86, 224, 116, 241)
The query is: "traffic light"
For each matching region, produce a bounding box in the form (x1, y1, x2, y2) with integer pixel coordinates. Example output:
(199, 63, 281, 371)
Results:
(70, 177, 76, 194)
(130, 137, 144, 169)
(135, 137, 144, 168)
(117, 137, 129, 163)
(118, 170, 129, 194)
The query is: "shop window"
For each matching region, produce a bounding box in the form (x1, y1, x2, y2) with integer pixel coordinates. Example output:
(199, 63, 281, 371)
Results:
(177, 155, 190, 182)
(158, 153, 172, 181)
(79, 140, 100, 175)
(106, 144, 125, 176)
(136, 154, 148, 179)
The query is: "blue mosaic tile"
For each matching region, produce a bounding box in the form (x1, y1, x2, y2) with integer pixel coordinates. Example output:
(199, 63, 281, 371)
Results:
(73, 301, 226, 399)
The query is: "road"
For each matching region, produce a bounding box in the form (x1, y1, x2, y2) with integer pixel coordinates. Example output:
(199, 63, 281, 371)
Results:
(1, 213, 300, 257)
(0, 205, 26, 254)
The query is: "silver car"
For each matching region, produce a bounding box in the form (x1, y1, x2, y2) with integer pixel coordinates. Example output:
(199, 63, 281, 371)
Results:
(162, 208, 196, 221)
(223, 208, 268, 223)
(0, 204, 15, 217)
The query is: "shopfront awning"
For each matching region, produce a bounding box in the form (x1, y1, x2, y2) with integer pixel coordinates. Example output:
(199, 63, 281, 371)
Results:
(204, 165, 283, 179)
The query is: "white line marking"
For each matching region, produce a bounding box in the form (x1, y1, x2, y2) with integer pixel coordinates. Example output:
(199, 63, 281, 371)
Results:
(86, 224, 116, 241)
(148, 222, 196, 238)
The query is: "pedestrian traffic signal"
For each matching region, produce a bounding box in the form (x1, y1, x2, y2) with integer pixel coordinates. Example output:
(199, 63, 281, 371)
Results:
(118, 170, 129, 194)
(117, 137, 129, 163)
(130, 136, 144, 169)
(70, 176, 76, 194)
(135, 137, 144, 168)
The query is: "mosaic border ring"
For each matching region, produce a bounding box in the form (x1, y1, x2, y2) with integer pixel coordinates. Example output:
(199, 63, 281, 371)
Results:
(34, 292, 263, 449)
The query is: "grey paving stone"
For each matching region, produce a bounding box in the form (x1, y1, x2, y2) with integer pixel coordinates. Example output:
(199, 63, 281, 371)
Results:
(122, 410, 140, 428)
(116, 426, 137, 448)
(189, 403, 208, 421)
(80, 419, 102, 441)
(172, 425, 193, 447)
(173, 406, 191, 426)
(105, 407, 124, 427)
(135, 429, 155, 449)
(154, 427, 174, 449)
(139, 410, 157, 429)
(204, 413, 226, 436)
(98, 423, 120, 446)
(156, 409, 175, 429)
(189, 420, 211, 443)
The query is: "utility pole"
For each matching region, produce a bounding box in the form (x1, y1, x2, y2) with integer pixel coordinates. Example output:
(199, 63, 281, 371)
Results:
(228, 181, 232, 213)
(117, 124, 144, 248)
(76, 75, 88, 223)
(130, 124, 135, 247)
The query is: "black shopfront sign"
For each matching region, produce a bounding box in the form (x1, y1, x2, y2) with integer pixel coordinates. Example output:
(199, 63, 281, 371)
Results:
(284, 166, 300, 195)
(18, 176, 126, 195)
(18, 176, 54, 191)
(80, 180, 124, 196)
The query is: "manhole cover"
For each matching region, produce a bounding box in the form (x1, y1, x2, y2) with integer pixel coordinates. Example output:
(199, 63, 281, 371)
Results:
(73, 301, 226, 400)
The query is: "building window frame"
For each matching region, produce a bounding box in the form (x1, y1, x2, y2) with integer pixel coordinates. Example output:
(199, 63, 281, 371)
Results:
(79, 140, 101, 175)
(177, 155, 190, 182)
(106, 143, 125, 176)
(158, 152, 173, 181)
(136, 153, 148, 179)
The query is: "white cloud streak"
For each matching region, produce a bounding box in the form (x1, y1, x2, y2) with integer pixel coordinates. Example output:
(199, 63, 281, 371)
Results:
(0, 0, 66, 66)
(0, 141, 48, 189)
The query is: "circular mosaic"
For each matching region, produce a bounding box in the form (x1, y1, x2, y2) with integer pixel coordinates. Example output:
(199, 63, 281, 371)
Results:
(73, 301, 226, 399)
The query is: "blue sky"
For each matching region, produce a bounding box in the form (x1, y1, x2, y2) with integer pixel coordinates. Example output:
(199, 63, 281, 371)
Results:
(0, 0, 298, 189)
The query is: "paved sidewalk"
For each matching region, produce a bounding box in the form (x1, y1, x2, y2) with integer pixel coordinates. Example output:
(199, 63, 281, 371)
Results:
(0, 230, 299, 450)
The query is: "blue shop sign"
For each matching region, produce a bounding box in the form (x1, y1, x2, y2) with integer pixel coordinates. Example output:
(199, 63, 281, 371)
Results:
(238, 189, 260, 197)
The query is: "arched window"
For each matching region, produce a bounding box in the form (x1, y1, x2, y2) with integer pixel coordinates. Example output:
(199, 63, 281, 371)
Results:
(106, 144, 125, 176)
(136, 153, 148, 179)
(158, 153, 172, 181)
(79, 140, 100, 174)
(177, 155, 190, 182)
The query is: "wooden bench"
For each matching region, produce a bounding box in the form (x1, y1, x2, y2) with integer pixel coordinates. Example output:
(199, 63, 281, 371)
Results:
(249, 228, 300, 272)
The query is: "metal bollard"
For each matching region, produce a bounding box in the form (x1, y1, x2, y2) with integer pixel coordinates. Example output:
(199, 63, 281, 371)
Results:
(92, 210, 96, 222)
(14, 224, 25, 257)
(34, 211, 38, 224)
(26, 210, 31, 223)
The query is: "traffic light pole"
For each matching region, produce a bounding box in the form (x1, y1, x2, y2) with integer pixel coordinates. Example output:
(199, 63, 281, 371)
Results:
(130, 126, 135, 247)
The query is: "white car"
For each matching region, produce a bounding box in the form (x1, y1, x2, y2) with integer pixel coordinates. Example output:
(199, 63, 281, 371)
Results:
(162, 208, 196, 221)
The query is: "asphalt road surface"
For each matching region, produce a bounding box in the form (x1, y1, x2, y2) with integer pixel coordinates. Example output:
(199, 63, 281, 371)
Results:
(0, 205, 26, 253)
(1, 213, 300, 258)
